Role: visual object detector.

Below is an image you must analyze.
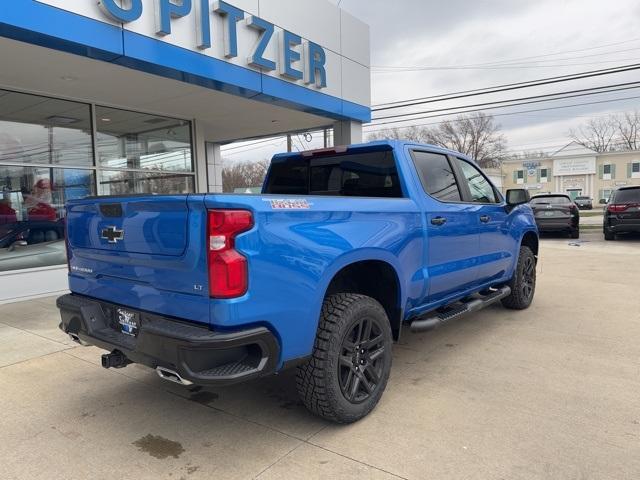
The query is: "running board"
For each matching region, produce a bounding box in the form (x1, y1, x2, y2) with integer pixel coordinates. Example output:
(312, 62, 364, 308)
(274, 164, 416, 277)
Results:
(410, 286, 511, 333)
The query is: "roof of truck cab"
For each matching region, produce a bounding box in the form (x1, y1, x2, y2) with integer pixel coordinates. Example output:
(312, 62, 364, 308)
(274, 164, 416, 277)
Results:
(270, 140, 475, 163)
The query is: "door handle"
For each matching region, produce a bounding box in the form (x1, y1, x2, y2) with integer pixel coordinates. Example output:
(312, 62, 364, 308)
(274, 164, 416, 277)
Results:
(480, 215, 491, 223)
(431, 216, 447, 226)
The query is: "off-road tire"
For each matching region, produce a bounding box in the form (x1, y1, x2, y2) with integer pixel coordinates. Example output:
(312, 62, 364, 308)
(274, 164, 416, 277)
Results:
(501, 246, 536, 310)
(296, 293, 393, 423)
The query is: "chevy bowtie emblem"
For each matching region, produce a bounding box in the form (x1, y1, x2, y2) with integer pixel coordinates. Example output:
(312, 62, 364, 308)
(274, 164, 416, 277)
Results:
(101, 226, 124, 244)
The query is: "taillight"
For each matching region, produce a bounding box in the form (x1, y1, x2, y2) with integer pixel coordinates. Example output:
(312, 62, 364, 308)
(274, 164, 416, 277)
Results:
(207, 209, 253, 298)
(607, 204, 631, 213)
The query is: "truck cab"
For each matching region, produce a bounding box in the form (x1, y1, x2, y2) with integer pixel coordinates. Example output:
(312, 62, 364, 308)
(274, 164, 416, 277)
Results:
(58, 140, 538, 423)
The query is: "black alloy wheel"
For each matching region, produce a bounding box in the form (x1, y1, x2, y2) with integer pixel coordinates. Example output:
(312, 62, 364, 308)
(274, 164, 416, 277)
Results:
(339, 316, 386, 404)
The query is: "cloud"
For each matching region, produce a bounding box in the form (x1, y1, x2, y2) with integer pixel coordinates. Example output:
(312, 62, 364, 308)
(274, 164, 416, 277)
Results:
(340, 0, 640, 152)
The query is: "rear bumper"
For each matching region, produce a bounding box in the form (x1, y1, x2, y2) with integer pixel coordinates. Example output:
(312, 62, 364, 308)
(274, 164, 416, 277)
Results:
(607, 224, 640, 233)
(606, 218, 640, 233)
(535, 218, 578, 232)
(57, 294, 280, 386)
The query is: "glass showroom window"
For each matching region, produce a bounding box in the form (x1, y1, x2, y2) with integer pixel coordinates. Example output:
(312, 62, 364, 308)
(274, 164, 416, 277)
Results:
(95, 106, 195, 194)
(0, 89, 94, 272)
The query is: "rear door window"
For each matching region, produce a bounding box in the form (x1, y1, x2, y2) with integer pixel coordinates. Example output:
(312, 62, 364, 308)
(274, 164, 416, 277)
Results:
(411, 151, 462, 202)
(264, 149, 403, 198)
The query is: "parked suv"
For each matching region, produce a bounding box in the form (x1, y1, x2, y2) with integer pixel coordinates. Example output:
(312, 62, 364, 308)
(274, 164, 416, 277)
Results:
(604, 186, 640, 240)
(57, 141, 539, 423)
(574, 196, 593, 210)
(530, 194, 580, 238)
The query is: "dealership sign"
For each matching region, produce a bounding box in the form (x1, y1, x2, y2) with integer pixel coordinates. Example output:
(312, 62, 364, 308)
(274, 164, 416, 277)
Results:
(97, 0, 327, 88)
(553, 157, 596, 176)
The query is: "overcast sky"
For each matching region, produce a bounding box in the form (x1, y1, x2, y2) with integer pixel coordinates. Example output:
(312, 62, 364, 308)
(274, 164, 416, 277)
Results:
(225, 0, 640, 162)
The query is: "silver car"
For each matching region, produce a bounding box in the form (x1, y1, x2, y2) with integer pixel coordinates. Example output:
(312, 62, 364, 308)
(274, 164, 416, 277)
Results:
(574, 196, 593, 210)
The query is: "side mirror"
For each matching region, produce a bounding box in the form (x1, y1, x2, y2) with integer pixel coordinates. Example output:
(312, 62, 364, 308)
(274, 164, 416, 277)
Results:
(599, 199, 607, 205)
(506, 189, 530, 206)
(8, 240, 28, 252)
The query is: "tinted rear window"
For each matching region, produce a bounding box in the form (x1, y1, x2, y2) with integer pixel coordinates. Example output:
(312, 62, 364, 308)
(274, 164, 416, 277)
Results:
(531, 196, 572, 205)
(575, 196, 590, 200)
(411, 151, 462, 202)
(612, 188, 640, 203)
(264, 150, 402, 198)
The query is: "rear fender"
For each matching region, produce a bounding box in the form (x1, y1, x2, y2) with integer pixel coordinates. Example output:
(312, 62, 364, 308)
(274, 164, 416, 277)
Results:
(311, 248, 406, 335)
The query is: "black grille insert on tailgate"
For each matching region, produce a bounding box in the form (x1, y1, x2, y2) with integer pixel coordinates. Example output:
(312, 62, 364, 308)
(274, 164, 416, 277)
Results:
(100, 203, 123, 218)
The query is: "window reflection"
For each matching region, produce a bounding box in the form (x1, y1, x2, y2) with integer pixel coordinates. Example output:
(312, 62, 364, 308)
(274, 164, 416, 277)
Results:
(0, 90, 195, 273)
(96, 106, 193, 173)
(0, 90, 92, 167)
(0, 167, 95, 271)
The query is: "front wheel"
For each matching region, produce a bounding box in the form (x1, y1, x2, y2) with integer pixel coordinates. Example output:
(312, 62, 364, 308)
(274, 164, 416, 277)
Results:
(297, 293, 393, 423)
(501, 246, 536, 310)
(570, 228, 580, 239)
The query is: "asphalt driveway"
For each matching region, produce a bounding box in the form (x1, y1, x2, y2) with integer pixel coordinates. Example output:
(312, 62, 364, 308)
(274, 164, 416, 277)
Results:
(1, 232, 639, 480)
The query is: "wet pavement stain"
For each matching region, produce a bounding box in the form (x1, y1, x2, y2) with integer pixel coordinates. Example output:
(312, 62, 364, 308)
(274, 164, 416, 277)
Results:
(132, 434, 185, 459)
(189, 391, 219, 405)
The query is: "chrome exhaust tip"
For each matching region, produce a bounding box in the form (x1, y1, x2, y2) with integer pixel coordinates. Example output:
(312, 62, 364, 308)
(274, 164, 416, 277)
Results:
(156, 366, 193, 386)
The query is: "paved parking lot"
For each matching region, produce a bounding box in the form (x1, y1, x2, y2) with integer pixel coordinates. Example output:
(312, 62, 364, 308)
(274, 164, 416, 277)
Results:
(1, 232, 639, 480)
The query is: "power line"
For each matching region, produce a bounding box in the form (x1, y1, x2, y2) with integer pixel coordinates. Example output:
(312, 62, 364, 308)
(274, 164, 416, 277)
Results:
(372, 63, 640, 110)
(371, 82, 640, 122)
(222, 136, 283, 152)
(372, 57, 640, 72)
(222, 139, 287, 157)
(372, 37, 640, 71)
(363, 93, 640, 131)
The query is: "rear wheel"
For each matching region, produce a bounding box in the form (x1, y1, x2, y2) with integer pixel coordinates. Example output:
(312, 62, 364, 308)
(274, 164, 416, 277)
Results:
(604, 228, 615, 241)
(297, 293, 393, 423)
(501, 246, 536, 310)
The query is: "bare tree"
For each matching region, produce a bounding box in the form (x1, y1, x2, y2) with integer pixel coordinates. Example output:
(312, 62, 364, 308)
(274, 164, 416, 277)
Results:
(221, 159, 270, 193)
(612, 110, 640, 151)
(568, 117, 618, 153)
(369, 113, 507, 168)
(508, 150, 548, 161)
(368, 126, 431, 143)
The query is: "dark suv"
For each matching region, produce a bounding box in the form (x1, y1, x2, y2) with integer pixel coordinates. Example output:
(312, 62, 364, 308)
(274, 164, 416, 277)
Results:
(604, 186, 640, 240)
(530, 193, 580, 239)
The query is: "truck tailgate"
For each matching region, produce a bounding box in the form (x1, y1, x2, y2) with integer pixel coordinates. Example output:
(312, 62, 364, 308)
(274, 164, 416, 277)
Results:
(68, 196, 189, 256)
(66, 195, 210, 325)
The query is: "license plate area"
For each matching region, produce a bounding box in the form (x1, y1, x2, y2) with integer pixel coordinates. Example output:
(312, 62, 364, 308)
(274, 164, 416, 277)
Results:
(116, 308, 140, 337)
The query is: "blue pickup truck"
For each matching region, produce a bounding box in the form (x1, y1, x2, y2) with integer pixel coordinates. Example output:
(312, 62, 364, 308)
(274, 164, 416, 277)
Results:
(57, 140, 538, 423)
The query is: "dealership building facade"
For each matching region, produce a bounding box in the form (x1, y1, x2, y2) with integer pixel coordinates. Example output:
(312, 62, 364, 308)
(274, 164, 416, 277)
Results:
(501, 142, 640, 202)
(0, 0, 370, 302)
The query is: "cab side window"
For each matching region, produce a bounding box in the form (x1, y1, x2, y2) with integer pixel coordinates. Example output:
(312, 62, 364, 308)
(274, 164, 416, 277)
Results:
(455, 158, 499, 204)
(412, 151, 462, 202)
